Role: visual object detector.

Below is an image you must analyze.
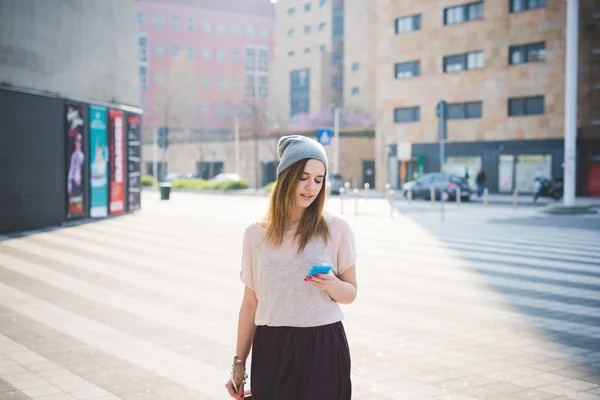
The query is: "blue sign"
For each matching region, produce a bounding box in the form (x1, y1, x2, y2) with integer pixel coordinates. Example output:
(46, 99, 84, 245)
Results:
(158, 126, 169, 148)
(89, 106, 108, 218)
(317, 128, 332, 146)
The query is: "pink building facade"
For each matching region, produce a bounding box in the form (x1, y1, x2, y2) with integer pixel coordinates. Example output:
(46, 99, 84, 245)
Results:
(138, 0, 274, 141)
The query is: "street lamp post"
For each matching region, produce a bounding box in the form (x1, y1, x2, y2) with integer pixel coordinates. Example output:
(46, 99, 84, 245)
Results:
(563, 0, 578, 207)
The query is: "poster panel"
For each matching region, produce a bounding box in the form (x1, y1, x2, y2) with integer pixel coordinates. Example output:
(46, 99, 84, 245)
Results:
(108, 109, 125, 215)
(66, 103, 86, 220)
(89, 106, 109, 218)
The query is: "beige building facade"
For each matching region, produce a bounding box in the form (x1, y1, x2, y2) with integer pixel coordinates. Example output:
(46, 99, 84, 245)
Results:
(375, 0, 600, 195)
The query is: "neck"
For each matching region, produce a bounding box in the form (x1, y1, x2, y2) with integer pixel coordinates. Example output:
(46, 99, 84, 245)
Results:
(287, 206, 304, 229)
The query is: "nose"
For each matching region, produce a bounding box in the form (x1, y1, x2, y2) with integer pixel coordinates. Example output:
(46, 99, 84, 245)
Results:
(305, 179, 316, 191)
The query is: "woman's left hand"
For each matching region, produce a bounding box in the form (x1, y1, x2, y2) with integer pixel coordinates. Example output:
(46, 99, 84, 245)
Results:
(305, 271, 338, 290)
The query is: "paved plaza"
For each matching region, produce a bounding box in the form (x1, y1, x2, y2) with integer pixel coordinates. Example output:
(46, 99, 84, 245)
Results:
(1, 192, 600, 400)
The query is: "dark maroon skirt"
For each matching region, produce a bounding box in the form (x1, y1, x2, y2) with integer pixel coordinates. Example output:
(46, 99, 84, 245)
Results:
(250, 321, 351, 400)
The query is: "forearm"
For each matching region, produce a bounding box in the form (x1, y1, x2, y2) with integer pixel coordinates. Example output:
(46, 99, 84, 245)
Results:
(326, 278, 357, 305)
(236, 303, 257, 365)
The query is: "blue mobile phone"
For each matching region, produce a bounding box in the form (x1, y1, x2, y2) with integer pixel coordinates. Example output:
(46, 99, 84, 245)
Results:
(306, 265, 332, 278)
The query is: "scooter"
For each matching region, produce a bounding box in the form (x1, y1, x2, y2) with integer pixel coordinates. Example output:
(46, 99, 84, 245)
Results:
(533, 177, 563, 202)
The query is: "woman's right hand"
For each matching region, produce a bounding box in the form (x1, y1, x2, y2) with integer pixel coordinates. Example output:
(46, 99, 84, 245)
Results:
(225, 378, 248, 399)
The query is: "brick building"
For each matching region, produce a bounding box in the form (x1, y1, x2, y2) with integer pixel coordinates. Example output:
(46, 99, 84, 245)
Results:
(137, 0, 274, 180)
(376, 0, 600, 195)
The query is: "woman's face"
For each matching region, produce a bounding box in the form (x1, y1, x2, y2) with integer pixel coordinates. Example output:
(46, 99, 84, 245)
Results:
(295, 159, 326, 209)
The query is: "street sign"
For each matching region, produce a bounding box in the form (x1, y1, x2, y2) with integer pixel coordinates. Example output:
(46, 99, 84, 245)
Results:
(317, 128, 332, 146)
(158, 126, 169, 149)
(436, 101, 448, 140)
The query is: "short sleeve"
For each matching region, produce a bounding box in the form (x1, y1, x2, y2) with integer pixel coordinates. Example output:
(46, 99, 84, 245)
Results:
(335, 217, 357, 275)
(240, 228, 255, 289)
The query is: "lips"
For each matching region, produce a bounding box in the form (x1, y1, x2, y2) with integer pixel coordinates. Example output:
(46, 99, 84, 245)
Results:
(300, 194, 314, 200)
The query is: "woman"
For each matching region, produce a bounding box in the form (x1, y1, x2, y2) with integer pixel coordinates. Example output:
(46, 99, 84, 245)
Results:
(225, 135, 358, 400)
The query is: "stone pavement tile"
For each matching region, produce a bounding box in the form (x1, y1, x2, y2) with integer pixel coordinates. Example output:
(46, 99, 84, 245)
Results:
(0, 391, 32, 400)
(20, 384, 63, 398)
(581, 375, 600, 385)
(459, 385, 499, 398)
(566, 393, 600, 400)
(515, 388, 561, 399)
(560, 379, 599, 391)
(36, 395, 76, 400)
(483, 380, 529, 394)
(538, 384, 580, 397)
(67, 387, 113, 400)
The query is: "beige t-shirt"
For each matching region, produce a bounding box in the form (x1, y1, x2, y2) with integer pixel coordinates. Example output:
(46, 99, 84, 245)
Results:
(240, 213, 357, 328)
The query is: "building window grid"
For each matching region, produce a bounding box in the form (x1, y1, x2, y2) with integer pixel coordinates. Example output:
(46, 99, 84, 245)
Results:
(218, 49, 226, 62)
(394, 107, 420, 123)
(139, 36, 148, 63)
(448, 101, 483, 119)
(155, 43, 164, 57)
(171, 15, 180, 29)
(443, 51, 484, 72)
(186, 17, 195, 31)
(171, 44, 179, 58)
(509, 42, 546, 65)
(508, 96, 545, 116)
(290, 68, 310, 117)
(444, 2, 484, 25)
(394, 61, 420, 78)
(138, 12, 146, 26)
(187, 46, 195, 59)
(217, 22, 226, 34)
(395, 14, 421, 34)
(510, 0, 547, 13)
(154, 14, 164, 28)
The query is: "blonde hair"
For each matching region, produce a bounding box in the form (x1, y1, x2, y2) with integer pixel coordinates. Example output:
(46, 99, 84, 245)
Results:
(265, 159, 329, 253)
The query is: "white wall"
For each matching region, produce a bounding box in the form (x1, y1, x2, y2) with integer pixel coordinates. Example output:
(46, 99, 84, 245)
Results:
(0, 0, 140, 107)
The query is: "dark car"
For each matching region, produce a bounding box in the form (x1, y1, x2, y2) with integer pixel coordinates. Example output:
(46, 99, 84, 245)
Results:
(328, 174, 345, 195)
(402, 173, 471, 201)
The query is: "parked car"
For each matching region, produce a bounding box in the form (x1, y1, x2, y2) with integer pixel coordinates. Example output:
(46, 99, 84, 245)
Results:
(209, 173, 242, 182)
(328, 174, 345, 195)
(402, 173, 471, 201)
(164, 172, 192, 182)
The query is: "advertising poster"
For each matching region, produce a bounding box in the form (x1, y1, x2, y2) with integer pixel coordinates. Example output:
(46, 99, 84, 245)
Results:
(127, 114, 142, 211)
(89, 106, 109, 218)
(108, 109, 125, 215)
(66, 103, 86, 220)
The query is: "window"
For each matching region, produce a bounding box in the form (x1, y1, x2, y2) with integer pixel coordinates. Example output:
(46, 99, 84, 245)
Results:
(510, 0, 546, 13)
(394, 107, 420, 123)
(288, 51, 295, 57)
(203, 103, 212, 116)
(332, 51, 343, 64)
(305, 25, 312, 34)
(186, 17, 195, 31)
(138, 12, 146, 26)
(154, 14, 164, 28)
(203, 48, 211, 61)
(261, 27, 269, 39)
(444, 2, 483, 25)
(203, 76, 211, 88)
(448, 101, 482, 119)
(171, 44, 179, 57)
(288, 7, 296, 16)
(288, 29, 295, 38)
(352, 63, 359, 71)
(246, 48, 256, 71)
(140, 66, 148, 92)
(217, 22, 226, 34)
(218, 77, 226, 90)
(232, 50, 241, 63)
(304, 47, 311, 53)
(203, 19, 211, 33)
(443, 50, 484, 72)
(508, 96, 544, 116)
(510, 42, 546, 64)
(258, 49, 269, 72)
(319, 22, 327, 32)
(351, 87, 360, 95)
(320, 45, 327, 53)
(246, 24, 255, 37)
(187, 46, 195, 59)
(217, 103, 226, 118)
(155, 43, 164, 57)
(259, 76, 268, 98)
(232, 23, 241, 36)
(139, 36, 148, 63)
(395, 14, 421, 34)
(232, 78, 241, 89)
(290, 69, 310, 116)
(332, 75, 343, 88)
(218, 49, 226, 62)
(333, 13, 344, 38)
(245, 75, 256, 98)
(154, 71, 164, 85)
(320, 0, 327, 7)
(394, 61, 420, 78)
(305, 3, 312, 12)
(171, 15, 180, 29)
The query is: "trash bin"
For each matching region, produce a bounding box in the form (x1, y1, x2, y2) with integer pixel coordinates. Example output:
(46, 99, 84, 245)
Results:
(159, 182, 172, 200)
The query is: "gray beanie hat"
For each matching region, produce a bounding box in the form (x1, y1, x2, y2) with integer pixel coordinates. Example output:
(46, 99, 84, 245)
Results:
(276, 135, 328, 177)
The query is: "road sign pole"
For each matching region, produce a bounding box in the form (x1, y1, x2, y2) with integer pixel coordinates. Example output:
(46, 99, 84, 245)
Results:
(334, 107, 340, 174)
